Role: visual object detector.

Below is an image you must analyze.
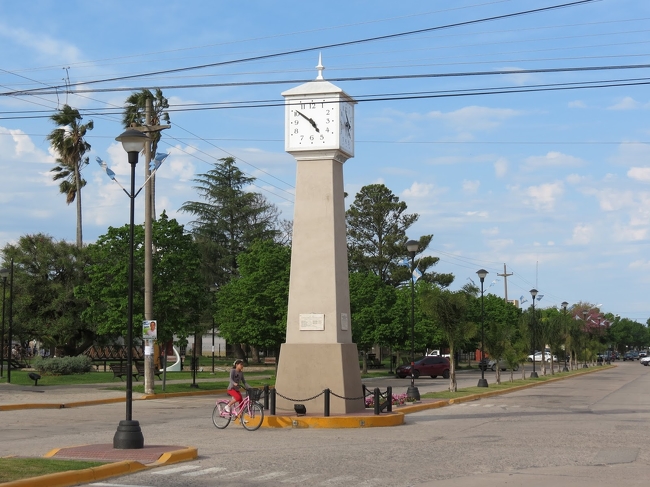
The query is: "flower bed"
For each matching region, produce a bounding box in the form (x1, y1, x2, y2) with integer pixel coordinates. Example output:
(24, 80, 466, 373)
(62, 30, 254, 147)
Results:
(365, 392, 409, 408)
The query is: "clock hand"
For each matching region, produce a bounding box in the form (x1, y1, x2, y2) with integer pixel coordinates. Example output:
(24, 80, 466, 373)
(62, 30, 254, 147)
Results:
(296, 110, 320, 132)
(345, 113, 351, 133)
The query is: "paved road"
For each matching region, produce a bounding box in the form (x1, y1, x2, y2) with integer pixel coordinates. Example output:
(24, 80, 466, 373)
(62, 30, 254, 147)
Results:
(3, 362, 649, 486)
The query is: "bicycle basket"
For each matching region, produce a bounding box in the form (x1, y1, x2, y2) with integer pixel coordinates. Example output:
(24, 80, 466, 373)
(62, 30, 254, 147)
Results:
(247, 388, 262, 401)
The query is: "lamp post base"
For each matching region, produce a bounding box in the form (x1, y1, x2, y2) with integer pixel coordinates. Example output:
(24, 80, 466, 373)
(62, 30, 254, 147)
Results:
(583, 364, 588, 368)
(530, 371, 538, 378)
(113, 420, 144, 449)
(406, 385, 420, 401)
(477, 378, 488, 387)
(562, 366, 569, 372)
(190, 383, 199, 388)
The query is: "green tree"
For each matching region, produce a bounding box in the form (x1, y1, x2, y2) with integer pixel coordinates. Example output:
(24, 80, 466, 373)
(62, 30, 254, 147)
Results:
(349, 272, 398, 372)
(1, 234, 92, 355)
(180, 157, 280, 289)
(215, 240, 290, 361)
(420, 286, 475, 391)
(78, 212, 203, 345)
(346, 184, 453, 287)
(47, 105, 94, 248)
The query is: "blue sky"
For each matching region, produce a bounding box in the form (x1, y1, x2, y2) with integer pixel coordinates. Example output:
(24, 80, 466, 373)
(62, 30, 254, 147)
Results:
(1, 0, 649, 322)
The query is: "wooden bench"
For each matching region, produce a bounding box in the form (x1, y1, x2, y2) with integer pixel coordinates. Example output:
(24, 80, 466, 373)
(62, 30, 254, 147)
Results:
(109, 363, 138, 381)
(263, 357, 276, 365)
(135, 362, 162, 380)
(367, 354, 384, 368)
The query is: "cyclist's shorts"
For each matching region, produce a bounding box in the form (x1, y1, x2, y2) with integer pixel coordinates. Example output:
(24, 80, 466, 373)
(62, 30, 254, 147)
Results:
(227, 389, 242, 403)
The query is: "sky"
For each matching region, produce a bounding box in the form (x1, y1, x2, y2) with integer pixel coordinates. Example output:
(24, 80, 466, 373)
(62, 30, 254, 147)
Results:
(1, 0, 649, 323)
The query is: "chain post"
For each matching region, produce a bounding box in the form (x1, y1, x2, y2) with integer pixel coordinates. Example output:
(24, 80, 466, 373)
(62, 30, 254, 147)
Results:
(386, 386, 392, 413)
(374, 387, 380, 415)
(270, 388, 276, 416)
(263, 384, 269, 410)
(323, 388, 330, 417)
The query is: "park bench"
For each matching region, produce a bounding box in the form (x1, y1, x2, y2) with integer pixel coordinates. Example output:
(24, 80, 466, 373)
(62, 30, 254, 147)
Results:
(135, 362, 162, 380)
(264, 357, 277, 365)
(367, 354, 384, 369)
(109, 363, 138, 381)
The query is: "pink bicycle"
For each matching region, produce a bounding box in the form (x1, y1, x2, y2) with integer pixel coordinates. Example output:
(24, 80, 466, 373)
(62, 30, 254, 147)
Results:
(212, 388, 264, 431)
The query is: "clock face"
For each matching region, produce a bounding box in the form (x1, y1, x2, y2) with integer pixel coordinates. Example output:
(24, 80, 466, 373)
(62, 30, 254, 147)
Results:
(286, 98, 339, 151)
(339, 102, 354, 156)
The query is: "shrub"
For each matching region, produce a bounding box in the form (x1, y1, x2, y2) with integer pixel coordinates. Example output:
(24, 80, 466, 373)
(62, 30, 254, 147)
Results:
(32, 356, 93, 375)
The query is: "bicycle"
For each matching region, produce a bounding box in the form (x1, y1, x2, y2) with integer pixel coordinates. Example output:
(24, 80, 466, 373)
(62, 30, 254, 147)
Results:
(212, 387, 265, 431)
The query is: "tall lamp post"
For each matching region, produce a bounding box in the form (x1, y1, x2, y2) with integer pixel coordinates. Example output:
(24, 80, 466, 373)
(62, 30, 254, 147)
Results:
(561, 301, 569, 372)
(530, 288, 538, 378)
(582, 310, 588, 368)
(406, 239, 420, 401)
(477, 269, 489, 388)
(190, 331, 199, 389)
(113, 128, 148, 450)
(0, 267, 8, 378)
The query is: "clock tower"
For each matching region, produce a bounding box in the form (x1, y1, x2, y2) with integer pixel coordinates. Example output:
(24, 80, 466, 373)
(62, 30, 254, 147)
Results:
(274, 56, 364, 414)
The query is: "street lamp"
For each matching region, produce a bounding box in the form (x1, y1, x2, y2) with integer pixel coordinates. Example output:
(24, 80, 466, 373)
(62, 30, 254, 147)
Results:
(582, 310, 588, 368)
(561, 301, 569, 372)
(477, 269, 489, 388)
(530, 289, 538, 378)
(190, 331, 199, 389)
(406, 239, 420, 401)
(0, 267, 8, 379)
(113, 128, 148, 450)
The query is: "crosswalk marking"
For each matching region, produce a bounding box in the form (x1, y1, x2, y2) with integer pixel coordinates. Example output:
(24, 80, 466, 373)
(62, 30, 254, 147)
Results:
(318, 475, 358, 484)
(252, 472, 289, 481)
(280, 473, 320, 483)
(152, 465, 201, 475)
(216, 469, 255, 478)
(182, 467, 227, 477)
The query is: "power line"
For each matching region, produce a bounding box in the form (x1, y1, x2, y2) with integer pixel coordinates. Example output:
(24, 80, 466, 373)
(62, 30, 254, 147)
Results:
(1, 0, 600, 97)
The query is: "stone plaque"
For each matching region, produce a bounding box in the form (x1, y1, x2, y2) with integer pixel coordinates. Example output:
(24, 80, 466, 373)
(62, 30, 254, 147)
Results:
(299, 313, 325, 331)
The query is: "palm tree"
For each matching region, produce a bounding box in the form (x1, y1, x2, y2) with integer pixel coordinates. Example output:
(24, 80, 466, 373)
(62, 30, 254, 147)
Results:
(47, 105, 94, 248)
(122, 88, 170, 220)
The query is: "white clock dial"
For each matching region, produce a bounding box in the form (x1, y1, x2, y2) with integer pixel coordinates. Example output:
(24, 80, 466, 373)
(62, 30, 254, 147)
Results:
(287, 98, 339, 150)
(339, 102, 354, 156)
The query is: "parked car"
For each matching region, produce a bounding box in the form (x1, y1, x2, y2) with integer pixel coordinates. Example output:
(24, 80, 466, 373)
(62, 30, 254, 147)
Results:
(479, 358, 519, 372)
(640, 356, 650, 366)
(527, 352, 556, 363)
(623, 351, 639, 361)
(639, 351, 648, 358)
(395, 356, 450, 379)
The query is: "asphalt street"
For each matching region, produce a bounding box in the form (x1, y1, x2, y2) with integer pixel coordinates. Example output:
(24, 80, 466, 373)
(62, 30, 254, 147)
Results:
(2, 362, 649, 486)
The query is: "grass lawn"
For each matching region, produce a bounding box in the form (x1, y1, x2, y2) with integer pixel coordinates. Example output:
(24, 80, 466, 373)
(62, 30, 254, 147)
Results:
(0, 458, 105, 483)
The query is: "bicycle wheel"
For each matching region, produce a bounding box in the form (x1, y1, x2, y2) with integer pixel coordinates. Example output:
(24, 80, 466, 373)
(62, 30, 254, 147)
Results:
(241, 402, 264, 431)
(212, 401, 231, 429)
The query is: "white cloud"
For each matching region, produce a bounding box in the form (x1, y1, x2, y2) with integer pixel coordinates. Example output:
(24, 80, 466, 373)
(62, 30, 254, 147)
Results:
(465, 210, 488, 218)
(523, 151, 585, 171)
(568, 100, 586, 108)
(627, 167, 650, 182)
(524, 181, 564, 211)
(424, 106, 520, 132)
(568, 224, 593, 245)
(494, 157, 508, 178)
(566, 173, 584, 184)
(462, 180, 480, 193)
(629, 259, 650, 269)
(609, 142, 650, 167)
(608, 96, 640, 110)
(402, 181, 435, 198)
(482, 227, 499, 236)
(0, 23, 82, 63)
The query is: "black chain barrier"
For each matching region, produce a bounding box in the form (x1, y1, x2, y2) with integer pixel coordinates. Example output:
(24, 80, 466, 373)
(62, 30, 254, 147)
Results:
(272, 387, 368, 417)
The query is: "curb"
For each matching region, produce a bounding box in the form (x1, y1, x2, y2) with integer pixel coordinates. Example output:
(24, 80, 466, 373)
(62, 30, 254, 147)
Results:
(262, 412, 405, 428)
(1, 460, 147, 487)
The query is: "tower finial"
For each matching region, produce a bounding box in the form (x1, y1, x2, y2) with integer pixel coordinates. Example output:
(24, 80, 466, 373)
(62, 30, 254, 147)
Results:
(316, 53, 324, 80)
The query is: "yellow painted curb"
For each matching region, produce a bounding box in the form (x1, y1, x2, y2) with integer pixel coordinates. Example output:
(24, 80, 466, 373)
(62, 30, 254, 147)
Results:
(262, 412, 404, 428)
(153, 447, 198, 465)
(1, 460, 147, 487)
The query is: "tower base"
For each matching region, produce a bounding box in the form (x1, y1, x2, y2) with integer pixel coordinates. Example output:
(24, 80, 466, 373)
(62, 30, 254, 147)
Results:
(274, 343, 365, 415)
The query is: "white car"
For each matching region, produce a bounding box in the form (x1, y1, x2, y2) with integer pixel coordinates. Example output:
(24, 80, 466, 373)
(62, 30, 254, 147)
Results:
(640, 356, 650, 366)
(527, 352, 557, 363)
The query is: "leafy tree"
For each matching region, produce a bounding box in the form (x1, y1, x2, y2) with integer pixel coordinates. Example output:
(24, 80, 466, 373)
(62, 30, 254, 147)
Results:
(78, 212, 203, 345)
(420, 286, 475, 391)
(1, 234, 92, 355)
(180, 157, 280, 289)
(346, 184, 453, 287)
(122, 88, 170, 218)
(215, 240, 290, 360)
(47, 105, 94, 248)
(349, 272, 398, 372)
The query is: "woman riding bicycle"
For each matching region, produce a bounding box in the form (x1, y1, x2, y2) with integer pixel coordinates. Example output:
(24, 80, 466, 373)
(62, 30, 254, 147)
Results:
(225, 359, 249, 414)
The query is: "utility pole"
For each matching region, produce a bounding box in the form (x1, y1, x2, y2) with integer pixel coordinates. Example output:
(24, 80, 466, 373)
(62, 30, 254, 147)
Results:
(497, 263, 513, 303)
(139, 98, 170, 395)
